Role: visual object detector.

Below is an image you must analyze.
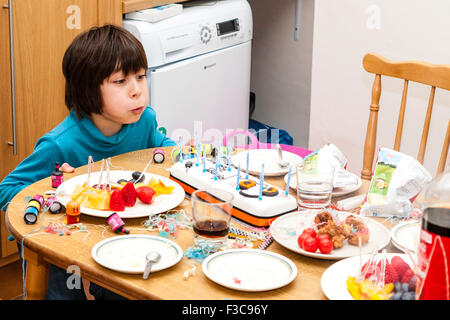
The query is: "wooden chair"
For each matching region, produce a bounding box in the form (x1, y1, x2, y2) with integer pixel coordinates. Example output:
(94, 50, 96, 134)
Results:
(361, 53, 450, 180)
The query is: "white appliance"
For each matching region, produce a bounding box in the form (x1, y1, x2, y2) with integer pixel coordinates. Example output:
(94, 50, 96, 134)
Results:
(123, 0, 253, 144)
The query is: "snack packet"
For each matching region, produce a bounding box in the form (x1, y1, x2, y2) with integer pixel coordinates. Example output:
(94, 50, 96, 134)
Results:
(360, 148, 432, 218)
(303, 144, 359, 188)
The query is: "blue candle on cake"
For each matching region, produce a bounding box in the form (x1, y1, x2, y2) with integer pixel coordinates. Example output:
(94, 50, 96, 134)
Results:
(214, 157, 219, 180)
(196, 143, 200, 166)
(285, 166, 291, 196)
(178, 137, 183, 163)
(236, 164, 241, 190)
(217, 141, 222, 167)
(259, 163, 264, 200)
(246, 152, 249, 179)
(227, 146, 232, 172)
(202, 145, 206, 173)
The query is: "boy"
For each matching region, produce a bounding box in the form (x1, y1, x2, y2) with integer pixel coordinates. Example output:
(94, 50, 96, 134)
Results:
(0, 24, 176, 299)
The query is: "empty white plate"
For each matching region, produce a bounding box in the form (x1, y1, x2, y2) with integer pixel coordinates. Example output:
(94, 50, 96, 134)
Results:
(284, 171, 362, 197)
(390, 220, 420, 253)
(91, 235, 183, 274)
(202, 249, 298, 292)
(231, 149, 303, 176)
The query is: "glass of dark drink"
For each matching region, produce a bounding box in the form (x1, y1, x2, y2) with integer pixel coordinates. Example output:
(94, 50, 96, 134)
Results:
(191, 189, 234, 246)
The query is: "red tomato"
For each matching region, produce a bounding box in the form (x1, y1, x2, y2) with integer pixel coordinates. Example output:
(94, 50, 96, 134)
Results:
(316, 234, 330, 242)
(297, 233, 309, 249)
(302, 236, 319, 253)
(302, 228, 317, 238)
(318, 238, 333, 254)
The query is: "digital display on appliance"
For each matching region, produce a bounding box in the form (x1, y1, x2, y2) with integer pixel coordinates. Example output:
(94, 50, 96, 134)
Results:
(217, 19, 239, 36)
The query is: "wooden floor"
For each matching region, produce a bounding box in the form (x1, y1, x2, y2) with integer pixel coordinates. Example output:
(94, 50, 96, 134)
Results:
(0, 260, 23, 300)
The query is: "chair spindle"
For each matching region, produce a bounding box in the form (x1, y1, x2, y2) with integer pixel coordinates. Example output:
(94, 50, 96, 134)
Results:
(362, 74, 381, 180)
(394, 79, 409, 151)
(418, 86, 436, 164)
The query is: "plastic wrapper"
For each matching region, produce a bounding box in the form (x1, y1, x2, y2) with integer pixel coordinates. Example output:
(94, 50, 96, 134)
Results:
(303, 143, 359, 188)
(360, 148, 432, 218)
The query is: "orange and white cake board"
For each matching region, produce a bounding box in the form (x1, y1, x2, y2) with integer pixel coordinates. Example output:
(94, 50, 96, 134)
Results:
(169, 158, 297, 228)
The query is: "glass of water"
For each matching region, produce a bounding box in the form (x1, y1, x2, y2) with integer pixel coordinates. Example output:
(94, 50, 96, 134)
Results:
(296, 163, 335, 209)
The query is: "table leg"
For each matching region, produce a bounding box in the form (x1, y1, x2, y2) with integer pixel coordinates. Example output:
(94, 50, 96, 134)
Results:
(23, 247, 48, 300)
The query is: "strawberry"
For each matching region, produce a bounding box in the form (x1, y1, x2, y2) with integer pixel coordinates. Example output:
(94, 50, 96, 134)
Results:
(109, 190, 125, 211)
(121, 181, 137, 207)
(377, 259, 399, 284)
(136, 186, 156, 204)
(401, 269, 415, 284)
(383, 263, 399, 284)
(391, 256, 412, 278)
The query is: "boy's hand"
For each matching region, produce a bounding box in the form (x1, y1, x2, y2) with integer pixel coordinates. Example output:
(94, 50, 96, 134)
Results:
(60, 163, 75, 173)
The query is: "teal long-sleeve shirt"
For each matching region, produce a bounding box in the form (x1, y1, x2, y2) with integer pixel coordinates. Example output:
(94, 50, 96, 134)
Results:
(0, 106, 176, 211)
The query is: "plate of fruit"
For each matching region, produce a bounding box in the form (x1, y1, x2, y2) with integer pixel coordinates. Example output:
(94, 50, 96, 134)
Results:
(55, 170, 185, 218)
(321, 253, 417, 300)
(270, 210, 390, 260)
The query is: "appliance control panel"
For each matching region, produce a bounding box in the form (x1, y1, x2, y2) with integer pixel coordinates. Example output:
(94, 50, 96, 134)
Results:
(123, 0, 253, 67)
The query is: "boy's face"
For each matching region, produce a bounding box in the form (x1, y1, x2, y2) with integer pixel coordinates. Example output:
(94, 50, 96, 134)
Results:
(99, 68, 149, 126)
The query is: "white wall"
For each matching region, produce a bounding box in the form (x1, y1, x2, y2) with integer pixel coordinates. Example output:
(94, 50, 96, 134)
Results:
(248, 0, 314, 148)
(310, 0, 450, 177)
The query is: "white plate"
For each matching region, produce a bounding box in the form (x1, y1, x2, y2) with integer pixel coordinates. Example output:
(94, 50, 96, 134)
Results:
(321, 253, 413, 300)
(91, 235, 183, 274)
(231, 149, 303, 177)
(202, 249, 298, 292)
(284, 171, 362, 197)
(55, 170, 185, 218)
(390, 221, 420, 253)
(270, 210, 390, 260)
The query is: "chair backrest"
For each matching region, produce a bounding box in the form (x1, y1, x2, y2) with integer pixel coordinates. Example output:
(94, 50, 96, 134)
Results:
(361, 53, 450, 180)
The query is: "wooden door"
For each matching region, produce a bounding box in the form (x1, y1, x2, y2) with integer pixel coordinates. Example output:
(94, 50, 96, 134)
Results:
(0, 0, 17, 262)
(0, 0, 122, 261)
(0, 0, 14, 181)
(1, 0, 122, 182)
(11, 0, 100, 165)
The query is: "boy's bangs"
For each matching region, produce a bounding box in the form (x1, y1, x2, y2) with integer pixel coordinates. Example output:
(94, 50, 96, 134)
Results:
(113, 40, 148, 75)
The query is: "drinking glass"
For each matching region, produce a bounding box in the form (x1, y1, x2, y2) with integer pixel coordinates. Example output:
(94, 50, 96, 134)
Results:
(191, 189, 234, 246)
(296, 163, 335, 209)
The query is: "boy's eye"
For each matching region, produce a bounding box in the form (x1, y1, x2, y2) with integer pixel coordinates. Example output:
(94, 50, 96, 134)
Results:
(114, 79, 125, 84)
(137, 74, 147, 80)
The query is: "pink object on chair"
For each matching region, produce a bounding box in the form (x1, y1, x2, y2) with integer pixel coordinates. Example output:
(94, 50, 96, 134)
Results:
(223, 130, 312, 158)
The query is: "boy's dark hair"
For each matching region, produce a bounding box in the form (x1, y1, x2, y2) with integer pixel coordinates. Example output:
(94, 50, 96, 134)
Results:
(62, 24, 148, 119)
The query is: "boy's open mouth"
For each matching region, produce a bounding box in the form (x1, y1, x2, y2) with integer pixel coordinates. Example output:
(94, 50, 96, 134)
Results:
(131, 107, 144, 114)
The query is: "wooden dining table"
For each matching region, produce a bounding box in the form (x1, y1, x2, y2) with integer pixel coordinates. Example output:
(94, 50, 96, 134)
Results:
(5, 146, 395, 300)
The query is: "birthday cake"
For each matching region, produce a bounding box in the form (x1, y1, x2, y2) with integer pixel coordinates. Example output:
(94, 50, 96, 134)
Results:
(169, 157, 298, 227)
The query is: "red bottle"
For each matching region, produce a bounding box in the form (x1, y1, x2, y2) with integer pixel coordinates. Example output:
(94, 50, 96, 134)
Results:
(416, 170, 450, 300)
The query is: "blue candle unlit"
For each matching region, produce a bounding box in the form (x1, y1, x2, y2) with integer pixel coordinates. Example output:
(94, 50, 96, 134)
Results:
(246, 152, 249, 179)
(259, 163, 264, 200)
(217, 142, 222, 167)
(228, 146, 232, 171)
(236, 164, 241, 190)
(196, 143, 200, 166)
(178, 137, 183, 163)
(285, 167, 291, 195)
(214, 157, 218, 180)
(203, 146, 206, 173)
